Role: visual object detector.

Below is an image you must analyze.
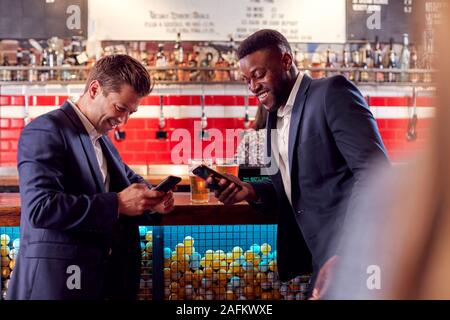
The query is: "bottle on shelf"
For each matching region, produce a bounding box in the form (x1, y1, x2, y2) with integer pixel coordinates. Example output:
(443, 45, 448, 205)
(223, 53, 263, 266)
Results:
(174, 32, 188, 81)
(155, 43, 167, 81)
(365, 39, 373, 66)
(374, 36, 385, 82)
(139, 41, 148, 66)
(199, 52, 214, 82)
(39, 51, 49, 82)
(214, 53, 230, 82)
(188, 51, 200, 81)
(1, 55, 11, 81)
(225, 37, 239, 81)
(351, 48, 360, 82)
(15, 47, 24, 81)
(359, 46, 369, 82)
(28, 48, 38, 82)
(310, 52, 324, 79)
(365, 39, 374, 81)
(325, 47, 334, 77)
(399, 33, 410, 82)
(341, 47, 351, 80)
(387, 38, 397, 82)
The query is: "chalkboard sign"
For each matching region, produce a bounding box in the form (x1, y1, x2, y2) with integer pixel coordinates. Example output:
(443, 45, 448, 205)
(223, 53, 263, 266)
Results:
(346, 0, 447, 44)
(89, 0, 346, 43)
(346, 0, 415, 43)
(0, 0, 87, 39)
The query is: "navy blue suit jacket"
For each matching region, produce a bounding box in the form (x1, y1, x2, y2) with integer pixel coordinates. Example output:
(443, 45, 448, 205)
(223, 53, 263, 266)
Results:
(251, 74, 389, 281)
(7, 102, 155, 300)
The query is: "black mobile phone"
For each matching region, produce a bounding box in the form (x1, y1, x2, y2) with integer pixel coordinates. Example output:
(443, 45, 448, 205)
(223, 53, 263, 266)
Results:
(154, 175, 182, 192)
(192, 165, 242, 191)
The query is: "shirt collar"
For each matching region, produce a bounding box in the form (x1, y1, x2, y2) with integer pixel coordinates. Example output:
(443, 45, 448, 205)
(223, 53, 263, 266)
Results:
(277, 72, 304, 118)
(67, 99, 103, 142)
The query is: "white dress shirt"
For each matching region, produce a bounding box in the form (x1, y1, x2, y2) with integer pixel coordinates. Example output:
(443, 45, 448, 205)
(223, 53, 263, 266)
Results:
(273, 72, 303, 205)
(68, 100, 110, 191)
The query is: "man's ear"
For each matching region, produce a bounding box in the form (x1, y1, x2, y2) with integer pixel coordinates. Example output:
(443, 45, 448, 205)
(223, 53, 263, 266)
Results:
(281, 52, 293, 71)
(88, 80, 101, 100)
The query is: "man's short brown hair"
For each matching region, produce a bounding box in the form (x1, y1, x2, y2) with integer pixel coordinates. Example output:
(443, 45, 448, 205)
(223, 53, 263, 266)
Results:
(84, 54, 152, 97)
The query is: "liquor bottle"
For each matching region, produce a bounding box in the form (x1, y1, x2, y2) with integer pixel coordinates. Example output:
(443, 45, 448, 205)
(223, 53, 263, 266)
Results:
(174, 33, 188, 81)
(351, 49, 360, 82)
(1, 55, 11, 81)
(28, 48, 38, 82)
(325, 47, 334, 77)
(174, 33, 184, 65)
(214, 54, 230, 82)
(155, 43, 167, 81)
(341, 48, 351, 80)
(365, 39, 374, 80)
(360, 48, 369, 82)
(409, 45, 420, 83)
(15, 47, 24, 81)
(374, 36, 384, 82)
(226, 37, 239, 81)
(365, 39, 373, 67)
(46, 47, 57, 81)
(399, 33, 410, 82)
(139, 41, 148, 66)
(200, 52, 214, 82)
(387, 38, 397, 82)
(310, 52, 324, 79)
(39, 51, 49, 82)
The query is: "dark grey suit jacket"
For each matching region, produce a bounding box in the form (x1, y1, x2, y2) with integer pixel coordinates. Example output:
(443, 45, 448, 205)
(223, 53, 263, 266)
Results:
(7, 102, 155, 300)
(251, 74, 389, 281)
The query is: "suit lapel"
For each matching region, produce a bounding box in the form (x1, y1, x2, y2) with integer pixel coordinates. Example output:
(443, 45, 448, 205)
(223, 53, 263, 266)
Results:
(60, 102, 106, 193)
(288, 75, 312, 174)
(99, 137, 130, 191)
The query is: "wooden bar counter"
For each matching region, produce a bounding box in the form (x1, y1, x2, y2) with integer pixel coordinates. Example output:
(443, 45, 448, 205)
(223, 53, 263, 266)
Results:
(0, 192, 276, 227)
(0, 175, 190, 188)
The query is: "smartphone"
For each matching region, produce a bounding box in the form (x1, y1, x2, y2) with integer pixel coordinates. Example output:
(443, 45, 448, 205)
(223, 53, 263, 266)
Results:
(154, 175, 182, 192)
(192, 165, 242, 191)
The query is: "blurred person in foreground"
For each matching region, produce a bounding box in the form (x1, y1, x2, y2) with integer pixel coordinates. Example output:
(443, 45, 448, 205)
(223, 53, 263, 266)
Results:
(323, 5, 450, 299)
(207, 29, 389, 296)
(7, 55, 175, 300)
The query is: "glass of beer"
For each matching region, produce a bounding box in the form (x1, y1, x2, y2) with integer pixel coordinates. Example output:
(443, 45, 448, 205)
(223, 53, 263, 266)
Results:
(215, 157, 239, 177)
(188, 158, 212, 203)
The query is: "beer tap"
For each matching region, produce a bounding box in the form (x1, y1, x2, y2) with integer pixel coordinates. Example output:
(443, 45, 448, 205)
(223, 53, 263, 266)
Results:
(114, 125, 126, 141)
(406, 87, 418, 141)
(200, 94, 209, 140)
(244, 94, 250, 130)
(156, 95, 168, 139)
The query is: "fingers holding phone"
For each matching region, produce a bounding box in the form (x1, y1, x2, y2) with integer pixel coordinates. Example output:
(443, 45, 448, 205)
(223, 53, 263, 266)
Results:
(152, 190, 175, 214)
(207, 173, 255, 205)
(117, 183, 165, 216)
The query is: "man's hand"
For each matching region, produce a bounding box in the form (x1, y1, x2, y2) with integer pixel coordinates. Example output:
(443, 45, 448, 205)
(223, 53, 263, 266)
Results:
(117, 183, 165, 216)
(207, 173, 258, 205)
(309, 255, 339, 300)
(151, 190, 175, 214)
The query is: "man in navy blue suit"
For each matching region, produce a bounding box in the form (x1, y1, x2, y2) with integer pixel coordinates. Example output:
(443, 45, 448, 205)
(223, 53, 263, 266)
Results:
(209, 30, 389, 298)
(7, 55, 174, 300)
